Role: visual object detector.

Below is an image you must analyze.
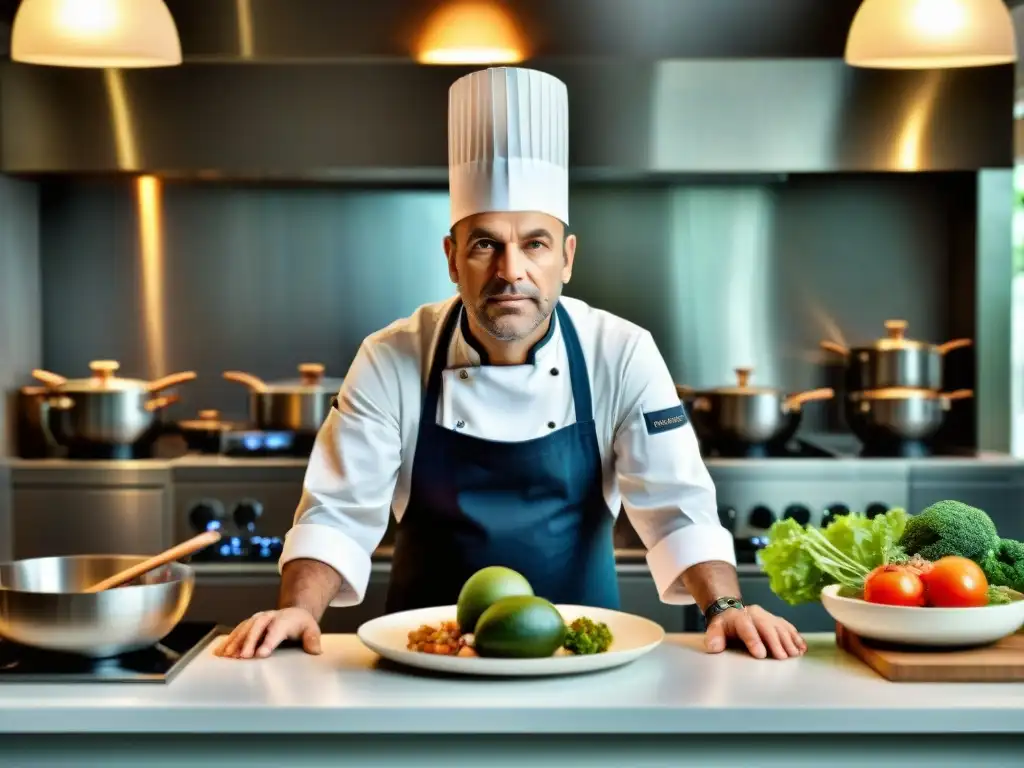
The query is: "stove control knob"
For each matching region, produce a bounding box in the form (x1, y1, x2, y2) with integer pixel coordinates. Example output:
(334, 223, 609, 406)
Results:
(748, 505, 776, 530)
(233, 499, 263, 530)
(821, 503, 849, 528)
(783, 504, 811, 526)
(865, 502, 889, 519)
(717, 506, 738, 532)
(188, 500, 225, 533)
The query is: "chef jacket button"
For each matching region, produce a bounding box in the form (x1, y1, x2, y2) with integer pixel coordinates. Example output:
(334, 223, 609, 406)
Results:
(459, 370, 469, 380)
(550, 367, 559, 376)
(456, 420, 465, 429)
(547, 421, 556, 429)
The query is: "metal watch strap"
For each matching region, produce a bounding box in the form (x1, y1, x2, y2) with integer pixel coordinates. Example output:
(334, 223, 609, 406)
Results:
(703, 596, 744, 624)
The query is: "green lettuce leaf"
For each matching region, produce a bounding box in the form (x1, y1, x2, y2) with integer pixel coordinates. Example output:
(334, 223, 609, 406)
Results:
(757, 508, 908, 606)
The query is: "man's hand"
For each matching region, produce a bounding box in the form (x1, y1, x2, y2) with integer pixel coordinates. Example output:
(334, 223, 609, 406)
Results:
(214, 607, 322, 659)
(704, 604, 806, 660)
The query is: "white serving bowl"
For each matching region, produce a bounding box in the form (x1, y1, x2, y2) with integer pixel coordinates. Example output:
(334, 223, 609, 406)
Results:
(821, 584, 1024, 647)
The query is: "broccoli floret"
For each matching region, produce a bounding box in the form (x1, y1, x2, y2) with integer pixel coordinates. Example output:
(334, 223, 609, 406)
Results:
(987, 584, 1024, 605)
(562, 617, 613, 655)
(981, 538, 1024, 592)
(899, 500, 1000, 562)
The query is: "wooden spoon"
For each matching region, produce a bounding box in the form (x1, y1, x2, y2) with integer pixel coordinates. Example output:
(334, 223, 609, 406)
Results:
(82, 531, 222, 593)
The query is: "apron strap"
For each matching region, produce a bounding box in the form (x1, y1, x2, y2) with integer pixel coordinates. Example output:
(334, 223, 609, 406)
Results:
(422, 298, 464, 419)
(554, 301, 594, 423)
(421, 298, 595, 424)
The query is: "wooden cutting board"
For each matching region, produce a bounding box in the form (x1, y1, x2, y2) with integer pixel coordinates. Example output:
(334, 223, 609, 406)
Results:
(835, 623, 1024, 682)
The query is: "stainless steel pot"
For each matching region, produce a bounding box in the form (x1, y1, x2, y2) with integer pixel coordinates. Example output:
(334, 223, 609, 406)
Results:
(172, 408, 244, 454)
(821, 320, 972, 391)
(844, 387, 974, 448)
(223, 363, 341, 433)
(14, 385, 55, 458)
(678, 368, 834, 455)
(0, 555, 194, 658)
(31, 361, 196, 458)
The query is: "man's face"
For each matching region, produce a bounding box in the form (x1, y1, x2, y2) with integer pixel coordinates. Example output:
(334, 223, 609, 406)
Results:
(444, 211, 577, 342)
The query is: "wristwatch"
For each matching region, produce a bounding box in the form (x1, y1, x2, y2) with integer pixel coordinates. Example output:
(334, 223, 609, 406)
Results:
(703, 596, 744, 625)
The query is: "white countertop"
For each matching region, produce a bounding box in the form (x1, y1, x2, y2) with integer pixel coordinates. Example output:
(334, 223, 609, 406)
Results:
(1, 633, 1022, 735)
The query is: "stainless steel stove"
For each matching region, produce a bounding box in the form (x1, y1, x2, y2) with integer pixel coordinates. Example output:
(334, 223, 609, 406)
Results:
(5, 431, 1024, 636)
(0, 623, 220, 684)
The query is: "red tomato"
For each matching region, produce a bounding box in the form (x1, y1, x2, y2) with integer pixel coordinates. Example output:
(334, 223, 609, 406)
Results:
(863, 565, 926, 606)
(921, 556, 989, 608)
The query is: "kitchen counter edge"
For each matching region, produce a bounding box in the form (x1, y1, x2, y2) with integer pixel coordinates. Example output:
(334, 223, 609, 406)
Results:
(0, 633, 1021, 736)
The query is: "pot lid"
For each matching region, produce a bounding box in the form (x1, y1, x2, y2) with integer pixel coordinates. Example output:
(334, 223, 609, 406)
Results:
(862, 320, 932, 352)
(265, 363, 342, 393)
(180, 409, 230, 428)
(699, 368, 780, 396)
(44, 361, 151, 392)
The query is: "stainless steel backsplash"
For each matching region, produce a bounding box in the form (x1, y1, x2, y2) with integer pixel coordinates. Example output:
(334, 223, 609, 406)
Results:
(0, 176, 41, 457)
(35, 175, 976, 429)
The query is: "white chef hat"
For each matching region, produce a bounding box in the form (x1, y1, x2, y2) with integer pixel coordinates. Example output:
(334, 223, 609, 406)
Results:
(447, 67, 569, 227)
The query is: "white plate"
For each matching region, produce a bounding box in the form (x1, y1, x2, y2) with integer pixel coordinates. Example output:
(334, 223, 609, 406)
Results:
(821, 584, 1024, 646)
(356, 604, 665, 676)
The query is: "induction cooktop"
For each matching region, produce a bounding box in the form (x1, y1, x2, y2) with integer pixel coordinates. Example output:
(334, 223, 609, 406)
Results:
(0, 622, 223, 684)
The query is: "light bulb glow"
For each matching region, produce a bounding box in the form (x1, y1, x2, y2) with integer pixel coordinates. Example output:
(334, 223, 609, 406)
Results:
(911, 0, 967, 39)
(845, 0, 1017, 69)
(416, 2, 526, 65)
(12, 0, 182, 68)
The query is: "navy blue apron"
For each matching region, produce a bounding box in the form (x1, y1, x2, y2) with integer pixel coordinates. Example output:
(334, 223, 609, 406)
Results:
(384, 298, 620, 613)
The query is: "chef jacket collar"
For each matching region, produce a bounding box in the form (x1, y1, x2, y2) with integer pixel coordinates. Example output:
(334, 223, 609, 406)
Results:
(457, 303, 558, 366)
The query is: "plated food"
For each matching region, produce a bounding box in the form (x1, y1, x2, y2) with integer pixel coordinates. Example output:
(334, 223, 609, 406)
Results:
(404, 566, 615, 660)
(356, 567, 664, 677)
(759, 499, 1024, 645)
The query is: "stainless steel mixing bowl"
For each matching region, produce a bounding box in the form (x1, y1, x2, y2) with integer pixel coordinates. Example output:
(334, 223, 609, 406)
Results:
(0, 555, 194, 658)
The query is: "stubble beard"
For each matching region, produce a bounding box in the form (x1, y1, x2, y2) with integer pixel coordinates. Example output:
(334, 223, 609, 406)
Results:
(459, 286, 557, 342)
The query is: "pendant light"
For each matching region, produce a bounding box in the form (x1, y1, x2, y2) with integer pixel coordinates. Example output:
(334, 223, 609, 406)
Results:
(416, 1, 526, 65)
(845, 0, 1017, 69)
(11, 0, 182, 68)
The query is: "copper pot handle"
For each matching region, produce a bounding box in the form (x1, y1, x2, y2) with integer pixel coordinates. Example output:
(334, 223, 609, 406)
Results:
(222, 371, 270, 393)
(942, 389, 974, 401)
(819, 341, 848, 356)
(734, 367, 753, 387)
(148, 371, 197, 393)
(32, 369, 67, 388)
(937, 339, 973, 355)
(884, 319, 908, 339)
(783, 387, 835, 412)
(298, 363, 325, 385)
(144, 394, 180, 413)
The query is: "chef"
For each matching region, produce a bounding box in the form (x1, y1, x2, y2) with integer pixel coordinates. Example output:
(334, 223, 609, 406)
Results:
(218, 67, 805, 662)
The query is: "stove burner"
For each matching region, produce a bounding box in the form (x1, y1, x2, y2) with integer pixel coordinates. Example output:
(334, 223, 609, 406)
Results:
(0, 622, 221, 683)
(219, 429, 315, 458)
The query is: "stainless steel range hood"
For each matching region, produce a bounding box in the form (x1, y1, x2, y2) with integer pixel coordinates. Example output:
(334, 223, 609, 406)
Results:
(0, 0, 1013, 180)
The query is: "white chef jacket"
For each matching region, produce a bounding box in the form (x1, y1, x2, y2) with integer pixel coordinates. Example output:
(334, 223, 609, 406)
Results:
(279, 294, 736, 607)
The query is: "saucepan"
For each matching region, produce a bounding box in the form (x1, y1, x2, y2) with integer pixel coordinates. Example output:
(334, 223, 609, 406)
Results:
(0, 555, 194, 658)
(820, 320, 972, 391)
(677, 368, 834, 456)
(31, 360, 196, 458)
(223, 363, 342, 434)
(169, 409, 246, 454)
(844, 387, 974, 448)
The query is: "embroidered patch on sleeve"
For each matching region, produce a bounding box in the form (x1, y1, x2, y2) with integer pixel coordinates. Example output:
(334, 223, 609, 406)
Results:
(643, 404, 689, 435)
